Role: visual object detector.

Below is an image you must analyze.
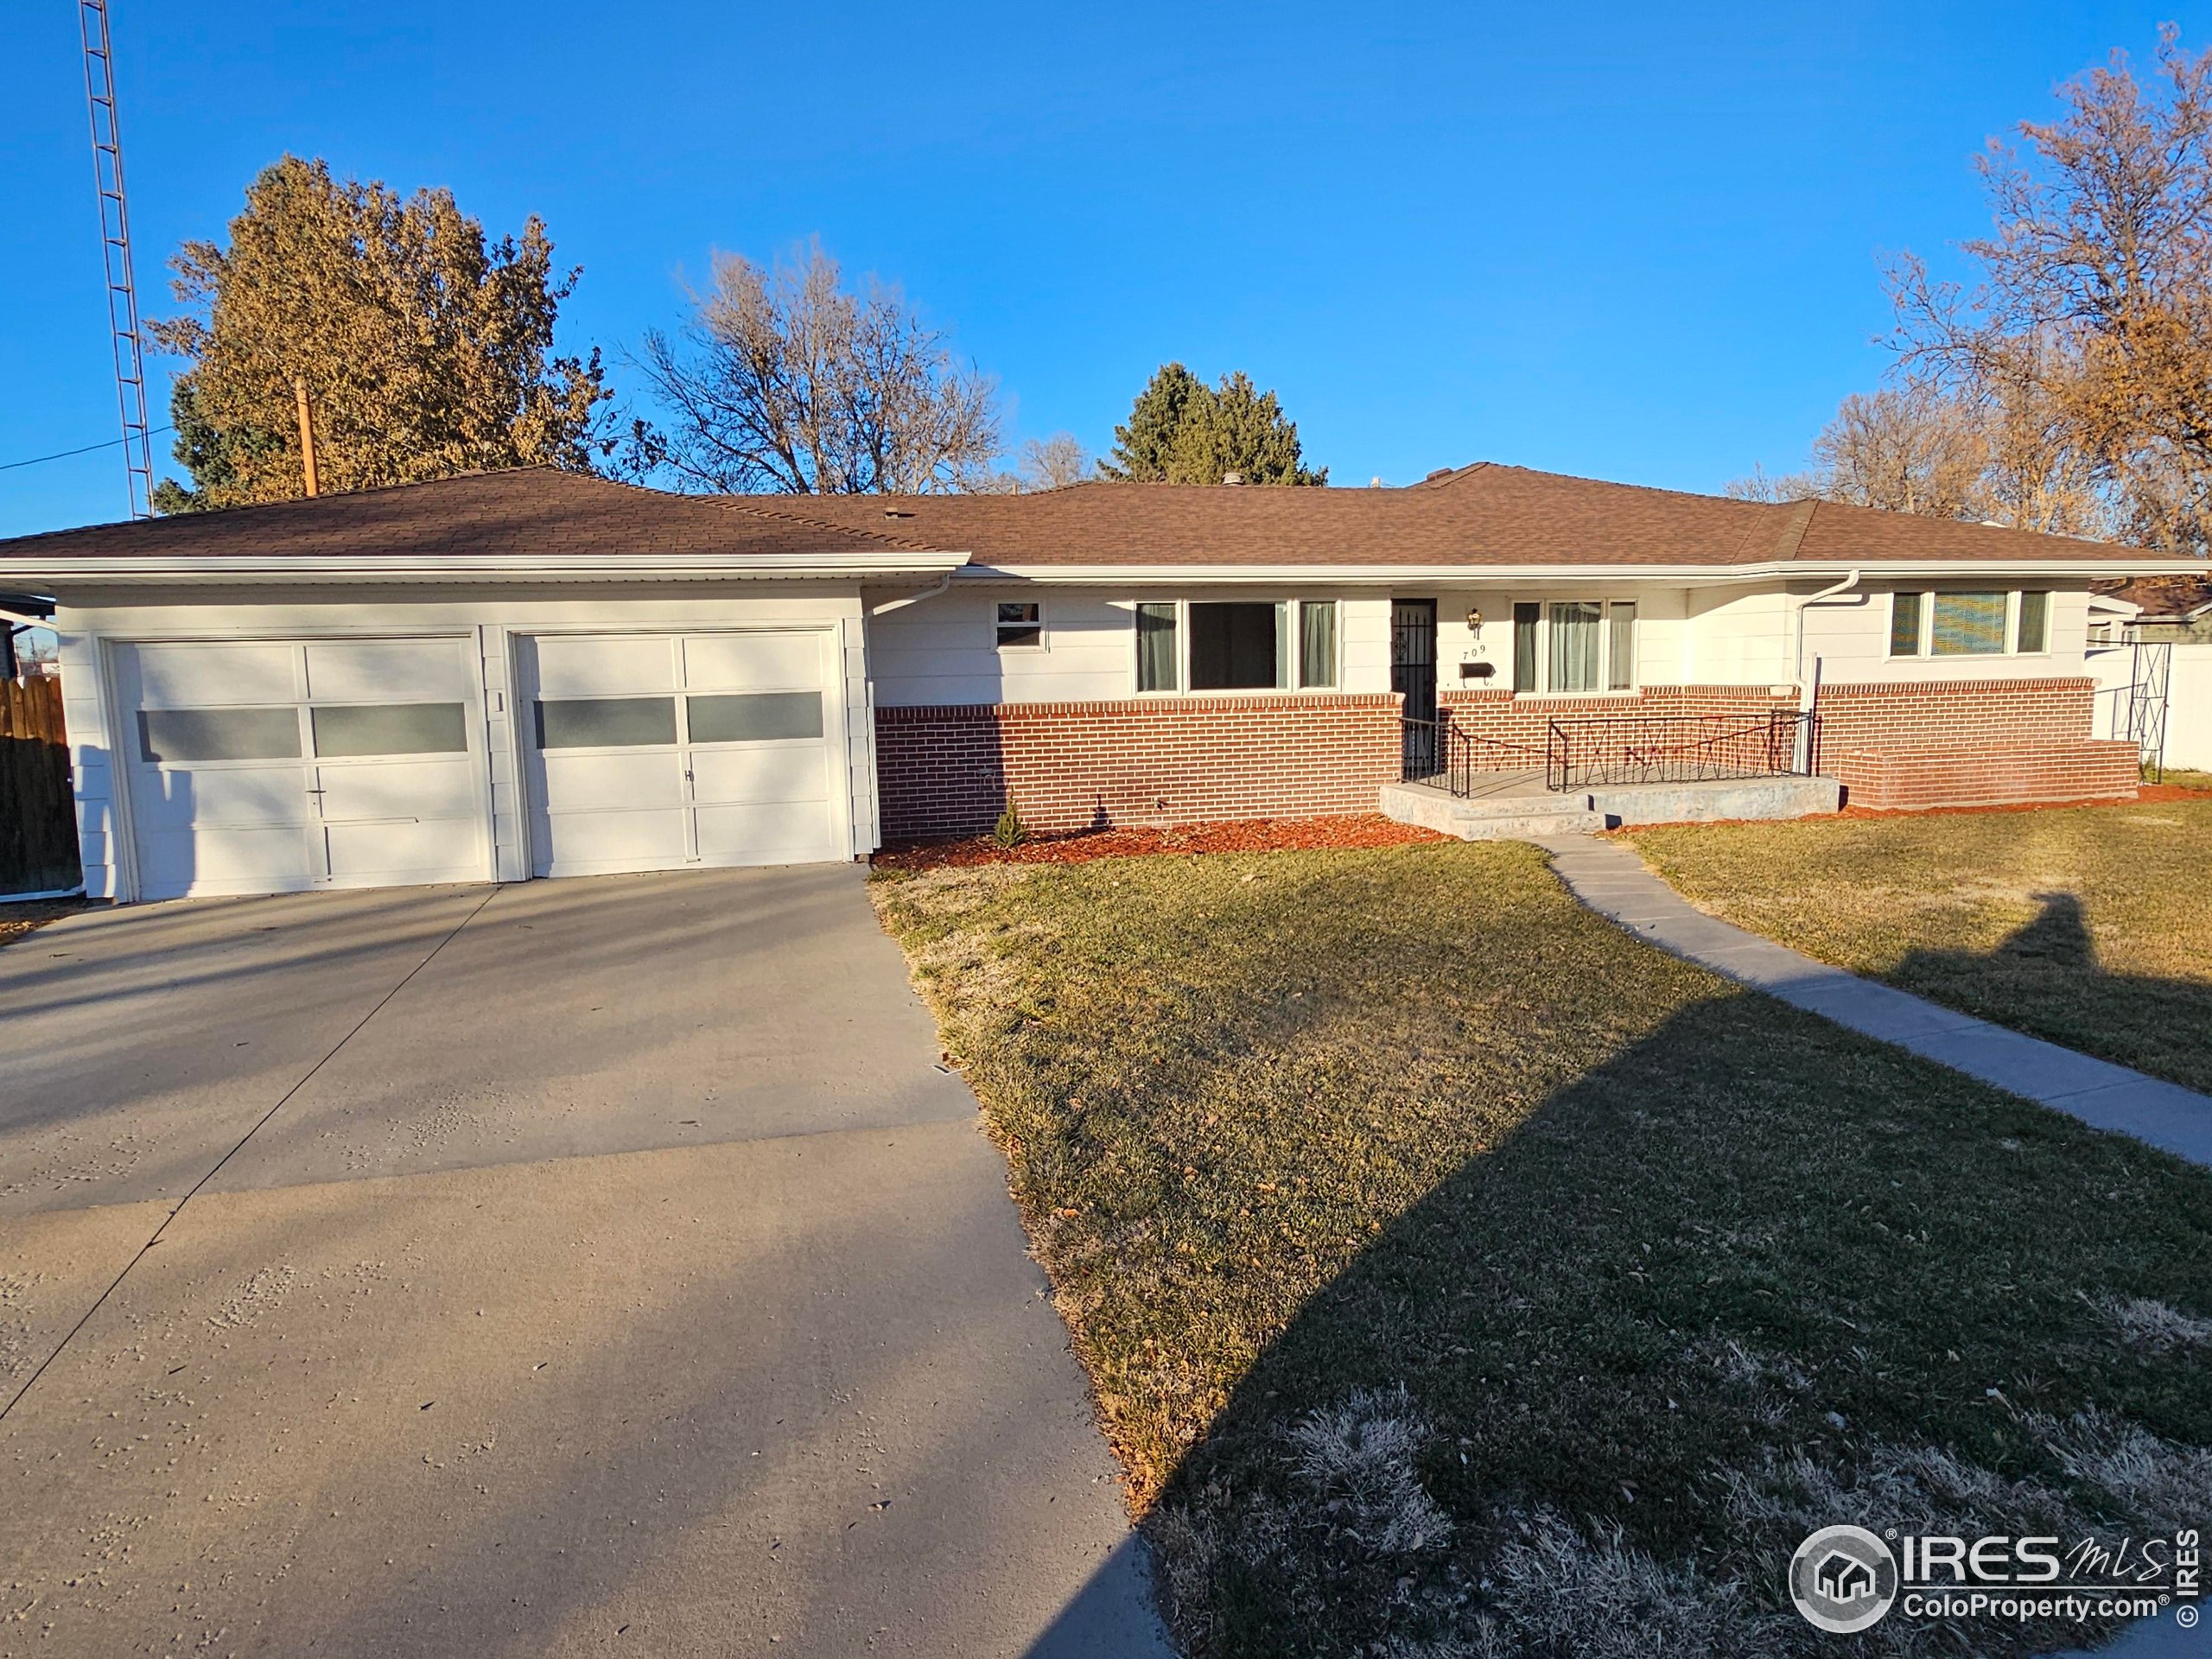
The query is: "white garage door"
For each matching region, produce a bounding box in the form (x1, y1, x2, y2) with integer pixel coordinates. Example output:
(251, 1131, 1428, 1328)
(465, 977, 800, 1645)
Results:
(518, 631, 844, 878)
(118, 638, 490, 900)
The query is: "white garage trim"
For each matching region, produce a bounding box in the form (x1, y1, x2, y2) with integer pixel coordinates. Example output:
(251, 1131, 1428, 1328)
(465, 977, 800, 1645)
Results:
(60, 591, 889, 902)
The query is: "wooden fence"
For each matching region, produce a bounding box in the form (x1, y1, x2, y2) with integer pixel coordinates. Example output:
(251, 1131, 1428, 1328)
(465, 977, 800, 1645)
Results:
(2, 675, 80, 895)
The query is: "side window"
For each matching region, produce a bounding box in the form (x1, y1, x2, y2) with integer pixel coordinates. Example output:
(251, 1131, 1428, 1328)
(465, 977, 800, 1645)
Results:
(2018, 591, 2050, 654)
(995, 601, 1043, 650)
(1512, 603, 1540, 693)
(1890, 592, 1927, 658)
(1298, 601, 1338, 688)
(1136, 602, 1179, 691)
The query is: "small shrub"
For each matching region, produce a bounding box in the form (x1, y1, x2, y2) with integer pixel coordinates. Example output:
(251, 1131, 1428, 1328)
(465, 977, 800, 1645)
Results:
(992, 798, 1029, 849)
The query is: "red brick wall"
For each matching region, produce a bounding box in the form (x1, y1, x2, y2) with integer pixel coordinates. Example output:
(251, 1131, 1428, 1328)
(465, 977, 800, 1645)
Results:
(874, 695, 1402, 841)
(1824, 741, 2141, 810)
(1810, 678, 2137, 808)
(1814, 677, 2100, 754)
(873, 676, 2138, 840)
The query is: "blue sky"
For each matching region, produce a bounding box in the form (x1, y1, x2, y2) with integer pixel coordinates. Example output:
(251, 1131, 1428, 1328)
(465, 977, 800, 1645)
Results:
(0, 1, 2197, 536)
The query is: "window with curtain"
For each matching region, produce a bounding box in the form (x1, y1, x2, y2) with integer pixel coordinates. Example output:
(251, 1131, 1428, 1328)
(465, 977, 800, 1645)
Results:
(1190, 601, 1287, 690)
(1891, 592, 1927, 657)
(1931, 591, 2007, 655)
(1513, 602, 1539, 692)
(1136, 602, 1179, 691)
(2018, 591, 2050, 653)
(1299, 601, 1338, 688)
(1606, 601, 1637, 690)
(1548, 601, 1601, 691)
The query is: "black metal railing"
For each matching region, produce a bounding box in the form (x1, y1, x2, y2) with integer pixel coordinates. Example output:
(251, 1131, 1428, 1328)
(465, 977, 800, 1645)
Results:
(1400, 716, 1548, 797)
(1543, 711, 1819, 791)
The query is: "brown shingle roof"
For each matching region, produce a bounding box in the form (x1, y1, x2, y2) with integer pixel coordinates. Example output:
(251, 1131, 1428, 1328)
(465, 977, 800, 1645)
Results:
(0, 467, 922, 563)
(0, 460, 2180, 570)
(2093, 573, 2212, 617)
(768, 464, 2154, 567)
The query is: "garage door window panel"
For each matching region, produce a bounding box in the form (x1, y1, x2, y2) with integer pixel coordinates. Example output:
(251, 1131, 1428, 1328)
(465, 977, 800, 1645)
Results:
(311, 702, 468, 758)
(139, 707, 302, 764)
(685, 691, 824, 744)
(536, 697, 678, 749)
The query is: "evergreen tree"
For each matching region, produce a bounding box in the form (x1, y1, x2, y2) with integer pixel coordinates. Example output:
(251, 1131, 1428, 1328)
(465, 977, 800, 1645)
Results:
(1101, 364, 1325, 485)
(1101, 362, 1205, 480)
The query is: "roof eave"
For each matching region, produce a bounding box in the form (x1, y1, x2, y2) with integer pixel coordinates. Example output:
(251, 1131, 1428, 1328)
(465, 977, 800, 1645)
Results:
(7, 550, 971, 588)
(959, 556, 2202, 584)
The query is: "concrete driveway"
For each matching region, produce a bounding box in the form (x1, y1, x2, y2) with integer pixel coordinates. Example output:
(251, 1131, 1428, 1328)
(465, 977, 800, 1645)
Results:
(0, 867, 1168, 1658)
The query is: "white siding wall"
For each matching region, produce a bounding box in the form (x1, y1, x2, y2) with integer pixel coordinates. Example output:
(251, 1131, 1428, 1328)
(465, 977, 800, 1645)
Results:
(867, 587, 1389, 704)
(54, 585, 873, 900)
(1798, 583, 2095, 685)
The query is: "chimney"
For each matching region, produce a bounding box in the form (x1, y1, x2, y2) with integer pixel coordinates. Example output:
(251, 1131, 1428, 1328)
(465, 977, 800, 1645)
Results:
(1221, 471, 1244, 486)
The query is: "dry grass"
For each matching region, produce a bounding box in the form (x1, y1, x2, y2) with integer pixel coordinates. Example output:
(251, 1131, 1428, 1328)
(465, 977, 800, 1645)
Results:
(872, 843, 2212, 1657)
(1632, 793, 2212, 1092)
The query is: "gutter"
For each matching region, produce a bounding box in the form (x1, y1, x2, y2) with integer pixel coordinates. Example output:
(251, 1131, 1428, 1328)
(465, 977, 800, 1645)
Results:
(954, 557, 2201, 585)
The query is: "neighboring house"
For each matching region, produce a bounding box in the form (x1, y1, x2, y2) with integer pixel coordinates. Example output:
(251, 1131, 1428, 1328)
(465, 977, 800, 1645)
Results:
(2092, 574, 2212, 643)
(0, 462, 2193, 904)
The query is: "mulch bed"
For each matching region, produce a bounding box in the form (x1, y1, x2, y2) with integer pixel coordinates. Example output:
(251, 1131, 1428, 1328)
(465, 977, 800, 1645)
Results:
(871, 813, 1446, 873)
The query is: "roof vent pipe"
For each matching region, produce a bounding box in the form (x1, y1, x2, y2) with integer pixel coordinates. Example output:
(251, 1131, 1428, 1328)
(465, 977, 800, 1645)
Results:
(1221, 471, 1244, 486)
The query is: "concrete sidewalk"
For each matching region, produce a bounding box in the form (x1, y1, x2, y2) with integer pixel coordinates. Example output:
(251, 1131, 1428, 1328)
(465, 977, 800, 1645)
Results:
(1539, 837, 2212, 1171)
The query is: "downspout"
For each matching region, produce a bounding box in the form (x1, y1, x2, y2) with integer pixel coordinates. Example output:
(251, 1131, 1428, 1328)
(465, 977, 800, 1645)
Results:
(1792, 568, 1860, 707)
(1791, 567, 1859, 775)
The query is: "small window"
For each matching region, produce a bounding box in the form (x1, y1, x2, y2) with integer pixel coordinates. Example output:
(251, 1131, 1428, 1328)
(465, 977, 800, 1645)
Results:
(1190, 601, 1287, 690)
(1606, 601, 1637, 690)
(1299, 601, 1338, 688)
(1931, 591, 2008, 656)
(2018, 590, 2050, 654)
(536, 696, 677, 749)
(139, 707, 301, 763)
(311, 702, 467, 758)
(1136, 602, 1179, 691)
(1548, 601, 1602, 692)
(1512, 602, 1540, 693)
(996, 602, 1043, 650)
(686, 691, 823, 743)
(1890, 592, 1927, 658)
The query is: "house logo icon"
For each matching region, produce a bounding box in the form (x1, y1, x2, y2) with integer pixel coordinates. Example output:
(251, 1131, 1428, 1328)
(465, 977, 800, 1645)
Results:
(1816, 1550, 1875, 1602)
(1789, 1525, 1898, 1633)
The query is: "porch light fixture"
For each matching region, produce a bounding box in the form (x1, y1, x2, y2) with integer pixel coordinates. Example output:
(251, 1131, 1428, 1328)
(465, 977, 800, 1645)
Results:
(1465, 607, 1483, 635)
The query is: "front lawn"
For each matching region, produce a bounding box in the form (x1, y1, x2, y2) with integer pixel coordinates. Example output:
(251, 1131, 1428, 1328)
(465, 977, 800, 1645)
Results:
(873, 842, 2212, 1658)
(1633, 791, 2212, 1093)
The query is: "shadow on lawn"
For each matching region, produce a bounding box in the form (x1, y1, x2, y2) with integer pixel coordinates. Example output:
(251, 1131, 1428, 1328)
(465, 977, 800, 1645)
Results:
(1041, 976, 2212, 1657)
(1885, 891, 2212, 1096)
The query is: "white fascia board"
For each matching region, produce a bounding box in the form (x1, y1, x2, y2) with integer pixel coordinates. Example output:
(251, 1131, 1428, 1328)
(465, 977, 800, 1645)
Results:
(963, 557, 2201, 585)
(2, 550, 971, 588)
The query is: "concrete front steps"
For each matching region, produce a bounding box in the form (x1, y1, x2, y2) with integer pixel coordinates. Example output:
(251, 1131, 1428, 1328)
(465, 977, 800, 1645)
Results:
(1380, 772, 1842, 842)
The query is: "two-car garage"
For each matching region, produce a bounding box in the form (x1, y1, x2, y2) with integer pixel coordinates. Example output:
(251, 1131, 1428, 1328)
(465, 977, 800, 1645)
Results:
(111, 626, 854, 901)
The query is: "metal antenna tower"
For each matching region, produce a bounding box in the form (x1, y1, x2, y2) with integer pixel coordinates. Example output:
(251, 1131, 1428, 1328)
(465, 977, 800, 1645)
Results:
(79, 0, 156, 518)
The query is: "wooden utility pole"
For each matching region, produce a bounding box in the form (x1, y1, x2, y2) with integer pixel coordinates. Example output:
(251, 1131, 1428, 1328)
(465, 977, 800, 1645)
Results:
(293, 376, 319, 498)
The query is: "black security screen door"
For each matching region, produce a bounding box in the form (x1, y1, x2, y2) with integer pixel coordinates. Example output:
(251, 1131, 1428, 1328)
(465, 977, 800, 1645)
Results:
(1392, 599, 1438, 771)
